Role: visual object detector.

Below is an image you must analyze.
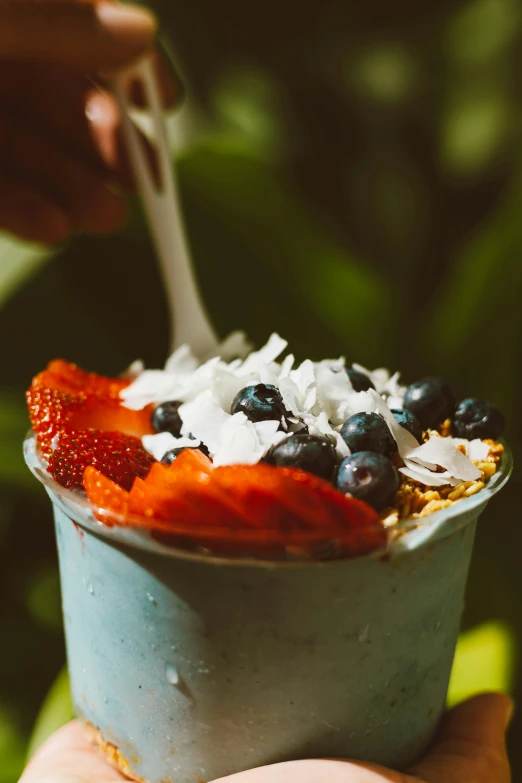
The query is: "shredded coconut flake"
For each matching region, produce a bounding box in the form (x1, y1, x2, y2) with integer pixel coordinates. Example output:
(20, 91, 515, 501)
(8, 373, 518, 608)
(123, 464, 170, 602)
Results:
(142, 433, 199, 462)
(400, 463, 460, 487)
(120, 332, 492, 489)
(405, 436, 481, 482)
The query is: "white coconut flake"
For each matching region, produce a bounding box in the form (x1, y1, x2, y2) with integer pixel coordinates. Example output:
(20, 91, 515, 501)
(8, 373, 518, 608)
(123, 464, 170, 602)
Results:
(116, 332, 495, 498)
(279, 354, 295, 379)
(314, 362, 355, 425)
(213, 330, 253, 361)
(456, 438, 491, 462)
(124, 359, 145, 379)
(405, 436, 481, 482)
(178, 391, 230, 454)
(213, 415, 281, 466)
(400, 463, 460, 487)
(368, 389, 420, 455)
(164, 344, 199, 375)
(120, 370, 182, 410)
(308, 412, 351, 459)
(211, 365, 251, 412)
(142, 433, 199, 462)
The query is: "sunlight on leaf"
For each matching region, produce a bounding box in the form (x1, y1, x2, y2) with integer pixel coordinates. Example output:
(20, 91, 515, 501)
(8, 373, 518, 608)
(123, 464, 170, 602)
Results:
(448, 621, 516, 707)
(213, 67, 284, 160)
(445, 0, 520, 66)
(422, 180, 522, 415)
(0, 233, 55, 308)
(25, 565, 62, 632)
(27, 667, 73, 760)
(177, 141, 394, 365)
(441, 91, 512, 174)
(0, 705, 26, 782)
(348, 44, 419, 104)
(0, 392, 37, 489)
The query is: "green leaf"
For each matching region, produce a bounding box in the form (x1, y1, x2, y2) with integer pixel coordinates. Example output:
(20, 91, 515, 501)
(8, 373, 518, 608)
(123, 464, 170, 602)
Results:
(448, 621, 516, 707)
(26, 667, 73, 760)
(445, 0, 520, 66)
(0, 391, 38, 489)
(419, 182, 522, 415)
(177, 141, 395, 365)
(25, 564, 62, 632)
(0, 705, 26, 783)
(0, 233, 54, 308)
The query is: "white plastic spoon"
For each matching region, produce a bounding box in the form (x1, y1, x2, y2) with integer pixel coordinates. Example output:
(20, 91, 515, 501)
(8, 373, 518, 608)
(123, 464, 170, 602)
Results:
(112, 57, 219, 358)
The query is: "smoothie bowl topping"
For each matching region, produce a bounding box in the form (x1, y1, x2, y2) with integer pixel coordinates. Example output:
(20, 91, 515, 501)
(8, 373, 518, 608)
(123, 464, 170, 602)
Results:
(26, 334, 506, 560)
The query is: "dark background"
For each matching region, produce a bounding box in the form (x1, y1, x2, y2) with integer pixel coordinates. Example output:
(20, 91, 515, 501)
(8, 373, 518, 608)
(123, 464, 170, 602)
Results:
(1, 0, 521, 778)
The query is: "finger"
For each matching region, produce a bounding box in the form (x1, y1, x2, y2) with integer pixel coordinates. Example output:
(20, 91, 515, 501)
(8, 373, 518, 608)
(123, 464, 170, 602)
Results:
(20, 720, 125, 783)
(211, 758, 406, 783)
(409, 692, 513, 783)
(83, 86, 161, 191)
(0, 2, 157, 71)
(0, 107, 127, 234)
(3, 67, 160, 191)
(0, 175, 70, 245)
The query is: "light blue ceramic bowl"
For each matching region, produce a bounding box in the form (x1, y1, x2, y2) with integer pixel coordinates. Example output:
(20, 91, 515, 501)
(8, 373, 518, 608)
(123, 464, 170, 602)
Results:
(24, 436, 512, 783)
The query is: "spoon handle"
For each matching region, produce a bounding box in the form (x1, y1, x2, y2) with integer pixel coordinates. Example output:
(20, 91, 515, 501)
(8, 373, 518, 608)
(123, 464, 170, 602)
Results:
(113, 57, 219, 358)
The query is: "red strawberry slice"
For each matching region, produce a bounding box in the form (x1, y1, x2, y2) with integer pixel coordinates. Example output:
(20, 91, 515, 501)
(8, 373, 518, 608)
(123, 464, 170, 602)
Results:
(167, 448, 214, 477)
(45, 360, 128, 397)
(132, 459, 249, 528)
(209, 464, 386, 555)
(129, 475, 211, 524)
(210, 464, 308, 530)
(145, 450, 213, 492)
(84, 467, 131, 518)
(48, 429, 155, 491)
(27, 365, 154, 457)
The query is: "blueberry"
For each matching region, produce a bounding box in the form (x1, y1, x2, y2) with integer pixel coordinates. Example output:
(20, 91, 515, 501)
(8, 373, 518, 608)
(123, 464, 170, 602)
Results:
(151, 401, 183, 436)
(346, 366, 375, 392)
(336, 451, 399, 510)
(403, 377, 455, 430)
(231, 383, 288, 423)
(161, 443, 210, 464)
(340, 412, 397, 458)
(452, 398, 505, 440)
(391, 408, 423, 443)
(265, 434, 337, 480)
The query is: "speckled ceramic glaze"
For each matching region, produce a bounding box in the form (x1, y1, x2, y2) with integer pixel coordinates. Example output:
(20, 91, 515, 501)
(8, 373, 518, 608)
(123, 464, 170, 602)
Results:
(25, 437, 511, 783)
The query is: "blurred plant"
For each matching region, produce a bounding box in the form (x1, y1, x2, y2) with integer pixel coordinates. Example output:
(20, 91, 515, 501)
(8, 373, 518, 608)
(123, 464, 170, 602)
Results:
(448, 622, 516, 706)
(1, 0, 522, 776)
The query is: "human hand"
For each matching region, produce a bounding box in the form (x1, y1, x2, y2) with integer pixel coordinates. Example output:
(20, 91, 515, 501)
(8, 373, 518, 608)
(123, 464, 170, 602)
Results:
(0, 0, 180, 245)
(18, 693, 512, 783)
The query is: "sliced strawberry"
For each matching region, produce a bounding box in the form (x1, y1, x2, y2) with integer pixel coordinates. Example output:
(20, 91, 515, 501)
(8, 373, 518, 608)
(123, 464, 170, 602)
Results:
(209, 464, 386, 555)
(27, 369, 154, 457)
(83, 451, 385, 558)
(167, 448, 214, 477)
(129, 475, 210, 524)
(211, 464, 308, 529)
(84, 467, 131, 517)
(48, 429, 155, 491)
(145, 449, 213, 492)
(45, 360, 128, 397)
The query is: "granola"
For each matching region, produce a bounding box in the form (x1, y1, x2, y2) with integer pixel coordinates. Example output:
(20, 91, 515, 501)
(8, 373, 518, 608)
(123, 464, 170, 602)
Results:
(380, 432, 504, 526)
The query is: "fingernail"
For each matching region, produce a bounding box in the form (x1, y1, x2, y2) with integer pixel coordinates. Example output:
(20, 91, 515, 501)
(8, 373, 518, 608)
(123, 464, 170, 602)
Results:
(96, 3, 157, 52)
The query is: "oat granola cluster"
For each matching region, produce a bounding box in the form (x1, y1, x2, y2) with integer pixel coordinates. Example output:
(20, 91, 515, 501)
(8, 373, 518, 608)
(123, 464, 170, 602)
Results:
(381, 426, 504, 527)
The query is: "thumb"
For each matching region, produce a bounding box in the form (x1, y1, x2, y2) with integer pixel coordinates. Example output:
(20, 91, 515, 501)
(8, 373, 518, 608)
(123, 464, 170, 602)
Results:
(0, 2, 157, 71)
(409, 692, 513, 783)
(18, 720, 125, 783)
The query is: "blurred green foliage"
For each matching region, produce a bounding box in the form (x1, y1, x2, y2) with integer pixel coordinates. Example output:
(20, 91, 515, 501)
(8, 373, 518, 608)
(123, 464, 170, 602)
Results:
(1, 0, 522, 778)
